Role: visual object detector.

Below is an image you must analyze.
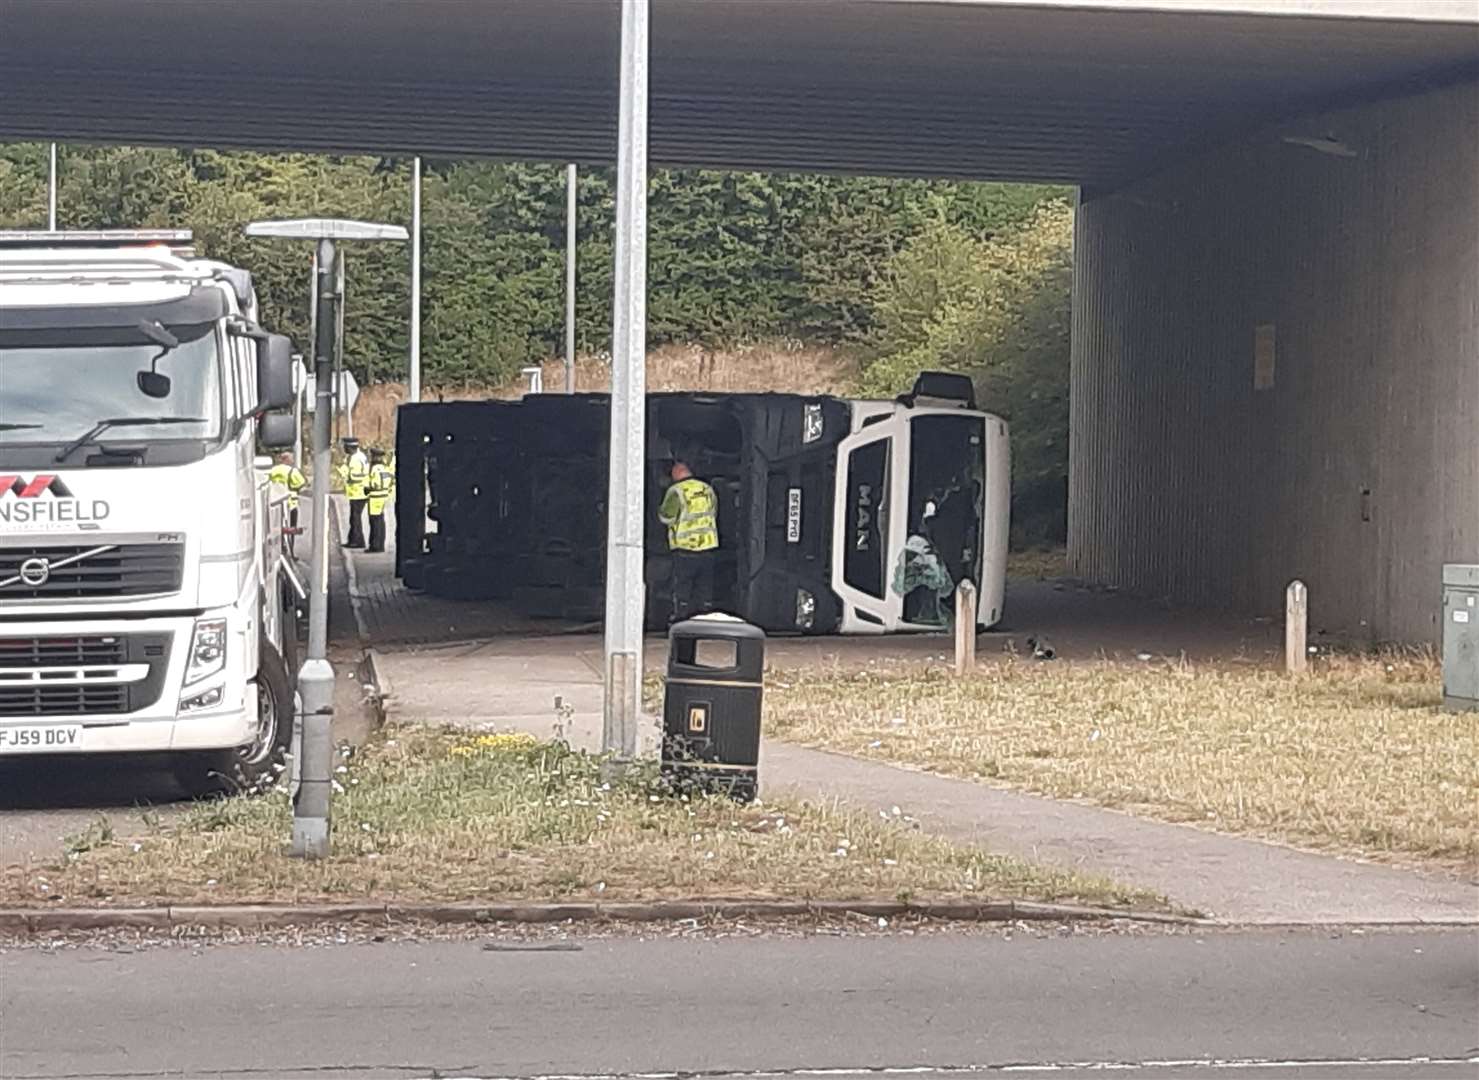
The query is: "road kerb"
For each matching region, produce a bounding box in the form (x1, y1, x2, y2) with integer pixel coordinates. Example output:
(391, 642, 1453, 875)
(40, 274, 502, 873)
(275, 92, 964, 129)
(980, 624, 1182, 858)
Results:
(169, 903, 389, 929)
(26, 907, 172, 933)
(365, 647, 394, 708)
(0, 898, 1205, 934)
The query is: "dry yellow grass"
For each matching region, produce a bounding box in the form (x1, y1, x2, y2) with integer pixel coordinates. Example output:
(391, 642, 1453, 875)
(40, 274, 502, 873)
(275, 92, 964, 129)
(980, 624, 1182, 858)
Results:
(528, 342, 862, 397)
(765, 654, 1478, 870)
(350, 343, 861, 444)
(1, 728, 1156, 910)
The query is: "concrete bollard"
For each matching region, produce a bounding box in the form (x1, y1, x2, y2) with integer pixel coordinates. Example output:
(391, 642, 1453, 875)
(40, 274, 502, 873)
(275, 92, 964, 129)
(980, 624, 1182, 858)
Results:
(1285, 580, 1308, 675)
(955, 580, 977, 677)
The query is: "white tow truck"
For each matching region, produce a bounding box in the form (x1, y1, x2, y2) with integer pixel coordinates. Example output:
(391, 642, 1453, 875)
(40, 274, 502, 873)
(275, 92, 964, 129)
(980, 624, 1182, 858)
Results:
(0, 230, 301, 794)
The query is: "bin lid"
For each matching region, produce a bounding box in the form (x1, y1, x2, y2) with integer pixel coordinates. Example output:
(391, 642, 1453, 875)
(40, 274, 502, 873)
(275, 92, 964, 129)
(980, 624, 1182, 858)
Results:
(670, 612, 766, 640)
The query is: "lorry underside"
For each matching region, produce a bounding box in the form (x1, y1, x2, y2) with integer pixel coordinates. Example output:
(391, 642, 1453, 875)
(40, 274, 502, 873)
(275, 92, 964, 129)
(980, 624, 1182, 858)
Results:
(395, 385, 1003, 636)
(397, 392, 849, 633)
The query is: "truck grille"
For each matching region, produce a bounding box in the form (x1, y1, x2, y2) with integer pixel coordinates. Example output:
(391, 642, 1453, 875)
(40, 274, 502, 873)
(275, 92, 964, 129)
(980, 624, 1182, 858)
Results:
(0, 633, 171, 717)
(0, 635, 127, 669)
(0, 684, 128, 716)
(0, 542, 184, 600)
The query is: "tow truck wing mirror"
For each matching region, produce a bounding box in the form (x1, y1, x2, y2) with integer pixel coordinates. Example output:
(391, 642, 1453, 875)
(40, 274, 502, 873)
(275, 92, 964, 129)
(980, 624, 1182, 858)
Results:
(255, 333, 295, 413)
(258, 410, 297, 451)
(137, 370, 172, 398)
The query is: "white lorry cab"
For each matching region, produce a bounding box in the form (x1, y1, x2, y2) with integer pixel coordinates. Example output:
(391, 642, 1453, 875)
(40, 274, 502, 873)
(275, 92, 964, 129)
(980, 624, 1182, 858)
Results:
(0, 230, 301, 794)
(831, 374, 1011, 634)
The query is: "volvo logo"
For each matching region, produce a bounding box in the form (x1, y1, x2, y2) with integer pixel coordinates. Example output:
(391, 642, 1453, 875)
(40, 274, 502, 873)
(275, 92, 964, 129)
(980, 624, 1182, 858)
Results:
(18, 558, 50, 587)
(0, 545, 114, 592)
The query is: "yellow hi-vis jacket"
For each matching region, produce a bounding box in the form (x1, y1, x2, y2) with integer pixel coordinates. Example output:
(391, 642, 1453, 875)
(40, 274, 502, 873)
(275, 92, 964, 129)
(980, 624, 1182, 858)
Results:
(267, 463, 306, 511)
(367, 461, 395, 516)
(339, 449, 370, 499)
(659, 477, 718, 552)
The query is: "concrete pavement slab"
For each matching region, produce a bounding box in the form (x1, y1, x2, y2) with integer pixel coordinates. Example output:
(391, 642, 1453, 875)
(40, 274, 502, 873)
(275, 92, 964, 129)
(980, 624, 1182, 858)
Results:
(760, 741, 1479, 924)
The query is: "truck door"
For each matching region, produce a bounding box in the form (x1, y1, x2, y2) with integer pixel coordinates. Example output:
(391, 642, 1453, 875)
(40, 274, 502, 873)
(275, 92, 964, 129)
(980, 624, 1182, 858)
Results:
(831, 421, 905, 632)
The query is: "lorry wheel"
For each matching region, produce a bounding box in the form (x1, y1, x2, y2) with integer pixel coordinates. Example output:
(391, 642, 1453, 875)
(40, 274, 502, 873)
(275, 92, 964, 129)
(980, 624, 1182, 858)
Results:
(172, 638, 293, 799)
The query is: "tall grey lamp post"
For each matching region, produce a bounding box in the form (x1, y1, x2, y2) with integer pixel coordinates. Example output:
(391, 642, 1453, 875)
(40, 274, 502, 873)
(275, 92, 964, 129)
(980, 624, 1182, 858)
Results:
(243, 217, 409, 858)
(602, 0, 650, 758)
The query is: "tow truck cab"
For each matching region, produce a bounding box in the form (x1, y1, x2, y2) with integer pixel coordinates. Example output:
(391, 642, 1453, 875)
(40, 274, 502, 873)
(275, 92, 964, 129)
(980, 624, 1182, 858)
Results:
(0, 230, 299, 791)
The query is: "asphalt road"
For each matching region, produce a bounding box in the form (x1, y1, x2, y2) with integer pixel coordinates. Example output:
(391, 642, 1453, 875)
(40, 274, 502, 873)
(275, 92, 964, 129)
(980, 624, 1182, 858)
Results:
(0, 653, 372, 869)
(0, 754, 190, 870)
(0, 514, 371, 870)
(2, 927, 1475, 1080)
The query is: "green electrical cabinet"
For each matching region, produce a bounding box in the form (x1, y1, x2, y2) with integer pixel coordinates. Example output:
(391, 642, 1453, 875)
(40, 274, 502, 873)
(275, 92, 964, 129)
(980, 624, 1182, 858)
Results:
(1443, 564, 1479, 712)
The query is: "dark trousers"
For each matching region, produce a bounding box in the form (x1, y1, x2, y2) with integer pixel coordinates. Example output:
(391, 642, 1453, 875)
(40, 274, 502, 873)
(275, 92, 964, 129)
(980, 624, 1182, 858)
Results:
(367, 512, 386, 553)
(670, 549, 716, 624)
(345, 498, 367, 548)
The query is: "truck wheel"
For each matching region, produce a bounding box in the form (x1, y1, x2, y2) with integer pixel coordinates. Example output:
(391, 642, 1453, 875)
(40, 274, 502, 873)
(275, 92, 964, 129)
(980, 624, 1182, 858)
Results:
(172, 638, 293, 799)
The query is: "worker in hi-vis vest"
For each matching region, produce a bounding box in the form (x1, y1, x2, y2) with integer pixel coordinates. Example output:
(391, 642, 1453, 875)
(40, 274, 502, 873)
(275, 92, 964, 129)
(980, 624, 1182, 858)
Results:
(266, 451, 306, 529)
(337, 436, 370, 549)
(658, 457, 719, 624)
(365, 447, 395, 554)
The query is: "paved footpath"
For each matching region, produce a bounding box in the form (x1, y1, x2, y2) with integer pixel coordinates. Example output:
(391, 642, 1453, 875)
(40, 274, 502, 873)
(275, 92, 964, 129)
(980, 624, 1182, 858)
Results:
(350, 535, 1478, 926)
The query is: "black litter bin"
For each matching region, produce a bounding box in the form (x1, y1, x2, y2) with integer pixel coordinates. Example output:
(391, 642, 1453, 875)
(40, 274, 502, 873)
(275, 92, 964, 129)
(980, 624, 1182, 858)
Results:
(662, 614, 765, 802)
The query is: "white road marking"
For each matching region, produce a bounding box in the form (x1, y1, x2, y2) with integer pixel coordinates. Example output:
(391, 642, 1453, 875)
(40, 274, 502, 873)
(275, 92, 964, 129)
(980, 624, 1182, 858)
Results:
(420, 1055, 1479, 1080)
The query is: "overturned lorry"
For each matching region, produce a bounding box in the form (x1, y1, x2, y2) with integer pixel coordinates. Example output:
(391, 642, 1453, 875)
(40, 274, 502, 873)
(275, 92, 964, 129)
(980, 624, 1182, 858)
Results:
(394, 374, 1009, 635)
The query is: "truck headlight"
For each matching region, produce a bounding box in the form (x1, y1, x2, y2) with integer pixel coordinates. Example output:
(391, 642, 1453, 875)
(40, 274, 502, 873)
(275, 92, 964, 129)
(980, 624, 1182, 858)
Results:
(181, 686, 224, 711)
(795, 589, 816, 630)
(184, 618, 228, 686)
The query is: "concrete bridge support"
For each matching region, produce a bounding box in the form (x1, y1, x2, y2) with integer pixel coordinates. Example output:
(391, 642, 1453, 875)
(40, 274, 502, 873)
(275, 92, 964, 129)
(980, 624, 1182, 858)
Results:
(1070, 78, 1479, 644)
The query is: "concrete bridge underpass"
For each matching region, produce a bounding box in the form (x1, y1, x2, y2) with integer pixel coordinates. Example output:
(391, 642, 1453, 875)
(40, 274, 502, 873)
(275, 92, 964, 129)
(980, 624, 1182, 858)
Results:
(2, 0, 1475, 643)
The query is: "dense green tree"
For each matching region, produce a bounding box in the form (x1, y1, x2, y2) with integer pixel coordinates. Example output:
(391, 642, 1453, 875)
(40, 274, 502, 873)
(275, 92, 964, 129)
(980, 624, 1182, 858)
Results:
(1, 144, 1073, 539)
(1, 143, 1064, 385)
(864, 200, 1074, 544)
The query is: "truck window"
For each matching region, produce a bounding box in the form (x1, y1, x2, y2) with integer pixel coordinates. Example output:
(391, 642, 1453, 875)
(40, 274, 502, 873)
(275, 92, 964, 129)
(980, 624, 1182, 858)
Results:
(898, 414, 985, 625)
(0, 322, 224, 447)
(842, 438, 890, 600)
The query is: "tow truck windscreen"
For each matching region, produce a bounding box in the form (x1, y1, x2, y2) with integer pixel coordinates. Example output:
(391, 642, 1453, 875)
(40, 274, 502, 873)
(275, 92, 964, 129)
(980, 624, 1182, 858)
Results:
(0, 322, 223, 463)
(897, 413, 985, 627)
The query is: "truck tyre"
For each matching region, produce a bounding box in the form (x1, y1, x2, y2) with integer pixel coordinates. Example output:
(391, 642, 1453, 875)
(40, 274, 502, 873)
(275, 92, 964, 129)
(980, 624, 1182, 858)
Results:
(172, 638, 293, 799)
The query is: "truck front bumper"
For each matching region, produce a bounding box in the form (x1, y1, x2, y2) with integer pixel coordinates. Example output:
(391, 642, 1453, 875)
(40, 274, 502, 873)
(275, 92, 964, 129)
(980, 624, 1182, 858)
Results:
(0, 613, 258, 757)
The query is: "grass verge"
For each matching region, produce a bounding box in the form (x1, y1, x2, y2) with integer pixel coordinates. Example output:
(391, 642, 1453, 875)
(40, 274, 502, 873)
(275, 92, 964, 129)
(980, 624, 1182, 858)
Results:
(765, 654, 1478, 871)
(0, 728, 1158, 910)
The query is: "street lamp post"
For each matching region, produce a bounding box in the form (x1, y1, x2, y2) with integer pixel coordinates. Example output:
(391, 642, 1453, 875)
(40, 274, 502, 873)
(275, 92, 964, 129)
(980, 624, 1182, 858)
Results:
(602, 0, 650, 758)
(411, 156, 423, 404)
(47, 143, 57, 231)
(565, 162, 577, 394)
(243, 217, 409, 859)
